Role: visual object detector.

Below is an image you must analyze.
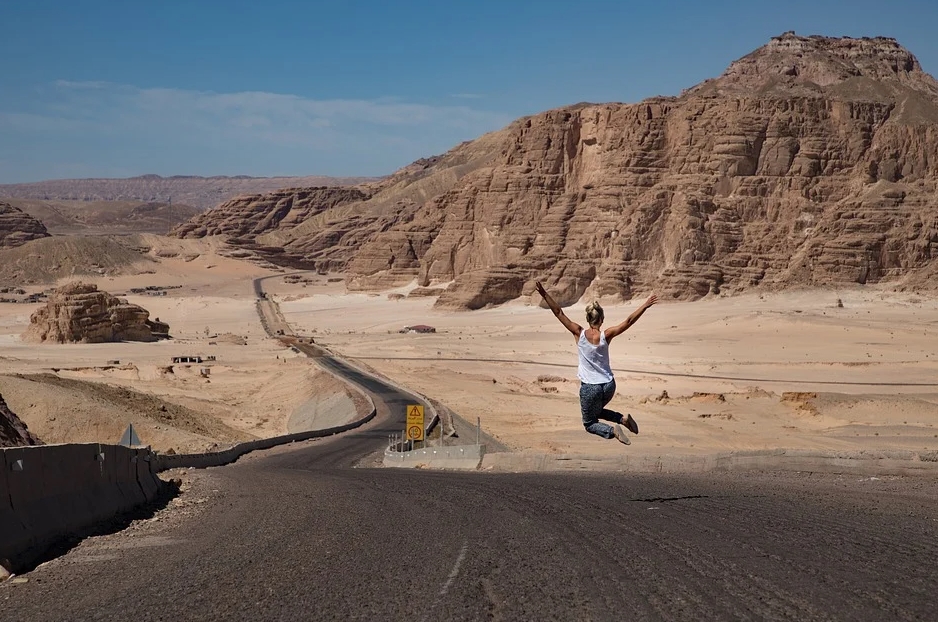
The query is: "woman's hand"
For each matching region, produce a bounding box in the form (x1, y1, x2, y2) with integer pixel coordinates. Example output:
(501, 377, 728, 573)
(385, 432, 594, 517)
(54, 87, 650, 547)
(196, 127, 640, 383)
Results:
(535, 281, 548, 298)
(644, 294, 659, 308)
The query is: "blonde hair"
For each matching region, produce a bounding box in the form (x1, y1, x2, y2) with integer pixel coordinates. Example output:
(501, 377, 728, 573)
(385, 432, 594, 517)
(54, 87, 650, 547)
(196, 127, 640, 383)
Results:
(585, 301, 604, 327)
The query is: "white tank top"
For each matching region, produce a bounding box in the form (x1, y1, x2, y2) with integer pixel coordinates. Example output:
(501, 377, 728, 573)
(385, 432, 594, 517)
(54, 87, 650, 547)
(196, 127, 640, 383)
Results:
(577, 329, 614, 384)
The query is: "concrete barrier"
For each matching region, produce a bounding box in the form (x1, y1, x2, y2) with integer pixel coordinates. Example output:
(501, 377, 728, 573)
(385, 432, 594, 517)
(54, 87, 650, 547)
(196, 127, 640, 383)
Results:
(384, 444, 485, 470)
(1, 369, 377, 573)
(134, 448, 160, 503)
(0, 443, 168, 574)
(151, 404, 377, 472)
(0, 448, 30, 568)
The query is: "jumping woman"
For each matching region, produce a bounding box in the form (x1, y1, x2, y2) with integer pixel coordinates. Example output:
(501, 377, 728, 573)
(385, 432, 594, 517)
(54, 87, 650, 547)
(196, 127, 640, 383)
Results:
(535, 282, 658, 445)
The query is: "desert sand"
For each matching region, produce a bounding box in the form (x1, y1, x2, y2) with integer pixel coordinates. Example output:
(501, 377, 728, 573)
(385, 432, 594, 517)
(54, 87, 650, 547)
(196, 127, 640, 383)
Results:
(2, 245, 937, 462)
(276, 279, 938, 461)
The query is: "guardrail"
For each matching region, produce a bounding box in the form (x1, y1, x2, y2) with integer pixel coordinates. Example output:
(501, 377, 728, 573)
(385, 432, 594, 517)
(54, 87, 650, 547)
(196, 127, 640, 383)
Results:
(1, 443, 161, 574)
(154, 404, 376, 472)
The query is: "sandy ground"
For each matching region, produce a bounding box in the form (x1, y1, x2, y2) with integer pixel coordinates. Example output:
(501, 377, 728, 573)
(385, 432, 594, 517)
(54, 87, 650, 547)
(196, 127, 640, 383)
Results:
(3, 238, 937, 462)
(277, 279, 938, 460)
(0, 239, 362, 452)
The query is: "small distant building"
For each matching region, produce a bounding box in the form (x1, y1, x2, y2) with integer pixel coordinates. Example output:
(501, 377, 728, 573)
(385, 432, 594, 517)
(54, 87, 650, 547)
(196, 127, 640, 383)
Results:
(401, 325, 436, 334)
(172, 355, 202, 364)
(106, 360, 121, 365)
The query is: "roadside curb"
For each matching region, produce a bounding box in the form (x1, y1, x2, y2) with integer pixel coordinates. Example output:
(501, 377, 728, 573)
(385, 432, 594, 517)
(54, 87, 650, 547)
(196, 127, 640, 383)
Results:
(384, 444, 485, 470)
(480, 448, 938, 476)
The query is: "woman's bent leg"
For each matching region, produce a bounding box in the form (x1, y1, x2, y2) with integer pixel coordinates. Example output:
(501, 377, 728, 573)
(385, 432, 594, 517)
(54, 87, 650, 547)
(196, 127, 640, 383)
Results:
(597, 379, 626, 424)
(580, 381, 615, 438)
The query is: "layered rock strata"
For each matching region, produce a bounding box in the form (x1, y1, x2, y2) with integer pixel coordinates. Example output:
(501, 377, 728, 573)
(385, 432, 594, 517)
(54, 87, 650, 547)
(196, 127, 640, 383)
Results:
(0, 201, 50, 248)
(23, 282, 170, 343)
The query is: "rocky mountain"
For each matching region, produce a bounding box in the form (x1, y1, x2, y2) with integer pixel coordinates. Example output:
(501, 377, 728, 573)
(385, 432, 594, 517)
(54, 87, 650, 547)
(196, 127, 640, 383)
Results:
(23, 282, 170, 344)
(0, 201, 51, 248)
(0, 174, 375, 210)
(0, 393, 41, 447)
(171, 33, 938, 308)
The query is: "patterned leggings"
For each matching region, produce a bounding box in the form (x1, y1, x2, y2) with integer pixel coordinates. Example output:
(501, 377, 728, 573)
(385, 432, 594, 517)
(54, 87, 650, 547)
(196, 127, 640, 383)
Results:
(579, 379, 625, 439)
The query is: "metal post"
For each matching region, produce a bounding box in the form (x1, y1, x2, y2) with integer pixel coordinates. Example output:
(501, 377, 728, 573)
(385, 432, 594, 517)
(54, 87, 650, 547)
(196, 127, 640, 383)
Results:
(477, 417, 481, 446)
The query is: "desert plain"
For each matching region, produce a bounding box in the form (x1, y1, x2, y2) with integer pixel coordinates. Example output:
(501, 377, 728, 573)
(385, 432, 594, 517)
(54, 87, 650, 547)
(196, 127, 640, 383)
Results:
(2, 234, 936, 466)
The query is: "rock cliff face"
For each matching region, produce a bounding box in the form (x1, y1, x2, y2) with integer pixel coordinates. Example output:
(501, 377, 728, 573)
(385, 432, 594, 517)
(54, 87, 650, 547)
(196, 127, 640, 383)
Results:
(23, 282, 170, 343)
(0, 393, 41, 447)
(347, 33, 938, 307)
(169, 33, 938, 308)
(0, 201, 50, 248)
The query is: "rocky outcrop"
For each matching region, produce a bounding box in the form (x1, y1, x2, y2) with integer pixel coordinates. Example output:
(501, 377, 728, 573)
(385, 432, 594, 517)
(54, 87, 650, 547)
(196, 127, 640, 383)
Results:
(23, 282, 170, 344)
(171, 187, 368, 239)
(0, 201, 50, 248)
(168, 131, 508, 275)
(0, 393, 41, 447)
(344, 33, 938, 307)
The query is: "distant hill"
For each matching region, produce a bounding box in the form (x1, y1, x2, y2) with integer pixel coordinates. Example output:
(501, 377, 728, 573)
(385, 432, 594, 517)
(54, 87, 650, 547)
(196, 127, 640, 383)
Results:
(4, 198, 201, 235)
(0, 174, 378, 210)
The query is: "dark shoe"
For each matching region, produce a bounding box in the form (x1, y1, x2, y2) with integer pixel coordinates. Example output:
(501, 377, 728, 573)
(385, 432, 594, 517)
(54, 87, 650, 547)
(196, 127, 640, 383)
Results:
(624, 414, 639, 435)
(613, 424, 631, 445)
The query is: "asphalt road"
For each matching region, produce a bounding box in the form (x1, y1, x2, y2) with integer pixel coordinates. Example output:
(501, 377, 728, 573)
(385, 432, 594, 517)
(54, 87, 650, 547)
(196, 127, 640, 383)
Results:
(3, 275, 936, 620)
(3, 440, 937, 621)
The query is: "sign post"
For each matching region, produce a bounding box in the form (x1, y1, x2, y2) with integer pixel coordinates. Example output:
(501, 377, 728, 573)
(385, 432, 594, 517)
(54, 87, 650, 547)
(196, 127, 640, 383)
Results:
(406, 404, 425, 445)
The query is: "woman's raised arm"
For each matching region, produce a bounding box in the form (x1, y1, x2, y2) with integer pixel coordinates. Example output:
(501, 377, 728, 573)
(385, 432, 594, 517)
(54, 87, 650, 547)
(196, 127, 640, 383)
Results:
(605, 294, 658, 343)
(535, 281, 582, 339)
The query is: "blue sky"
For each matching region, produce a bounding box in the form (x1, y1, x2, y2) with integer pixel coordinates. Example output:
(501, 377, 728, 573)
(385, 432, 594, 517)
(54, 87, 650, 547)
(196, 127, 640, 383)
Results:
(2, 0, 937, 183)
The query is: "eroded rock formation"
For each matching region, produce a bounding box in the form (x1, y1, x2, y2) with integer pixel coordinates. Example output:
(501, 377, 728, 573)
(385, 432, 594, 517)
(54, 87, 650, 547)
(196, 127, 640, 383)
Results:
(23, 282, 170, 343)
(169, 33, 938, 309)
(350, 33, 938, 307)
(0, 393, 41, 447)
(0, 201, 50, 248)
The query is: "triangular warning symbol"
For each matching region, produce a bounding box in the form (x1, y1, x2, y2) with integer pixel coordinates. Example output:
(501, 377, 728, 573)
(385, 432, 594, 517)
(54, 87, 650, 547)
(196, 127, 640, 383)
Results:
(409, 405, 421, 417)
(119, 423, 143, 447)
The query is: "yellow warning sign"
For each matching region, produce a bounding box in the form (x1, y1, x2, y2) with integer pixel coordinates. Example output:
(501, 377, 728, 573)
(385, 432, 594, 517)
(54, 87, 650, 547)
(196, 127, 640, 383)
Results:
(406, 404, 425, 441)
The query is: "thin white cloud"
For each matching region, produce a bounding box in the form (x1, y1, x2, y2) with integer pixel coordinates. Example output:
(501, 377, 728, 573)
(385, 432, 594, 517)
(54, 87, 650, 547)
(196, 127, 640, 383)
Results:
(34, 81, 508, 140)
(0, 81, 514, 178)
